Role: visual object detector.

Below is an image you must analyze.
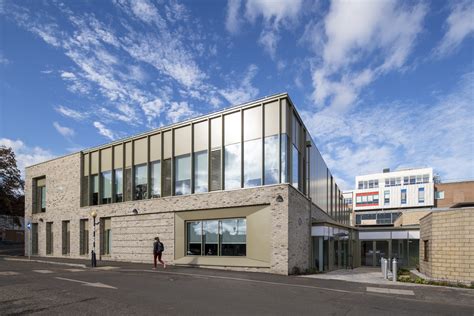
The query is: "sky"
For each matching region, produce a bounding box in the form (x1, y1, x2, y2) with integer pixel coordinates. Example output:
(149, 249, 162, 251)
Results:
(0, 0, 473, 190)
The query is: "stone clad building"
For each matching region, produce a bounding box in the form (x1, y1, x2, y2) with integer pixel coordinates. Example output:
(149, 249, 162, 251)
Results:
(25, 93, 352, 274)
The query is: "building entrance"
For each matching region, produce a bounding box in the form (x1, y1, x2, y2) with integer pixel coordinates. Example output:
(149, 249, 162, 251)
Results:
(361, 240, 389, 267)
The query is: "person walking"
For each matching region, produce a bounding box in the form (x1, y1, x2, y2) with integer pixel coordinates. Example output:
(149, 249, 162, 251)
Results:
(153, 237, 166, 269)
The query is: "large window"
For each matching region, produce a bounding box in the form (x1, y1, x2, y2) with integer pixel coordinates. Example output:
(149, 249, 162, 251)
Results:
(101, 171, 112, 204)
(34, 177, 47, 213)
(91, 175, 99, 205)
(384, 190, 390, 205)
(80, 219, 89, 256)
(162, 159, 172, 197)
(194, 151, 208, 193)
(175, 155, 191, 195)
(62, 221, 70, 255)
(46, 222, 53, 255)
(134, 164, 148, 200)
(418, 187, 425, 203)
(210, 149, 221, 191)
(281, 135, 288, 183)
(101, 218, 112, 255)
(224, 143, 241, 189)
(151, 161, 161, 198)
(291, 144, 299, 189)
(114, 169, 123, 202)
(264, 135, 279, 185)
(244, 139, 262, 187)
(186, 218, 246, 257)
(401, 189, 407, 204)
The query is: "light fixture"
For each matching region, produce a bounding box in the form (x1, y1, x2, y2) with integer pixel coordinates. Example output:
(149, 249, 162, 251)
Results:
(39, 218, 44, 222)
(132, 208, 138, 215)
(276, 195, 284, 203)
(90, 210, 97, 218)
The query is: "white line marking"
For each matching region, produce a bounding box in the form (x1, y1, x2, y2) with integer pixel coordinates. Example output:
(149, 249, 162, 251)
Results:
(64, 268, 86, 272)
(4, 257, 86, 268)
(0, 271, 20, 276)
(33, 269, 54, 274)
(366, 287, 415, 296)
(55, 277, 117, 289)
(92, 266, 119, 271)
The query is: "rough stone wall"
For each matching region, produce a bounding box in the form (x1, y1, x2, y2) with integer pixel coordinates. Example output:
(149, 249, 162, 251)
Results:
(25, 153, 292, 274)
(420, 208, 474, 284)
(394, 210, 431, 227)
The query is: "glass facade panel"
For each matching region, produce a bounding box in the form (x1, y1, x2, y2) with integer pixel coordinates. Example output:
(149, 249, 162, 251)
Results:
(401, 189, 407, 204)
(79, 219, 89, 256)
(124, 168, 132, 201)
(40, 186, 46, 211)
(243, 106, 261, 141)
(114, 169, 123, 202)
(244, 139, 262, 187)
(91, 175, 99, 205)
(210, 149, 221, 191)
(175, 154, 191, 195)
(221, 218, 246, 256)
(418, 187, 425, 203)
(224, 112, 241, 145)
(194, 151, 208, 193)
(151, 161, 161, 198)
(204, 220, 218, 256)
(264, 135, 279, 185)
(187, 221, 202, 255)
(281, 134, 288, 183)
(101, 171, 112, 204)
(162, 159, 172, 197)
(292, 144, 299, 189)
(134, 164, 148, 200)
(210, 117, 222, 149)
(224, 143, 241, 190)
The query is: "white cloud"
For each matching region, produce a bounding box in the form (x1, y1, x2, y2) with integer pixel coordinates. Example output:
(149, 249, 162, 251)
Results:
(219, 64, 259, 105)
(142, 98, 165, 121)
(225, 0, 242, 34)
(244, 0, 303, 24)
(166, 101, 197, 123)
(435, 1, 474, 57)
(53, 121, 75, 138)
(55, 105, 88, 121)
(258, 28, 279, 60)
(0, 138, 55, 177)
(0, 52, 9, 65)
(93, 121, 116, 140)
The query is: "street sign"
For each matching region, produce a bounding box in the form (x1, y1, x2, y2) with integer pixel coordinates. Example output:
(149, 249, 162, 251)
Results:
(27, 222, 31, 230)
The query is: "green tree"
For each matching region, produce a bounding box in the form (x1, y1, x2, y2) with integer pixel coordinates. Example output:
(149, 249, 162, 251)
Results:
(0, 145, 24, 217)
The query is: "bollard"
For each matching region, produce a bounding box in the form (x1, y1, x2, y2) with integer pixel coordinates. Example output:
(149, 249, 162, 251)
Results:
(381, 257, 384, 275)
(384, 259, 389, 279)
(392, 258, 398, 282)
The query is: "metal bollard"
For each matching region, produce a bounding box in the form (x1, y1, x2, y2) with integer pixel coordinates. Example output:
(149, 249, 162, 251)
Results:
(392, 258, 398, 282)
(381, 257, 384, 275)
(385, 259, 389, 279)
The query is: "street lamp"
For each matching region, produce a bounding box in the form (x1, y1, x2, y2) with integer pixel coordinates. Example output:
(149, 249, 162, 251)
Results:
(90, 210, 99, 267)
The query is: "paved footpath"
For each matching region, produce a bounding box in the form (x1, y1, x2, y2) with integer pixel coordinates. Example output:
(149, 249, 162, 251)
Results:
(1, 256, 473, 315)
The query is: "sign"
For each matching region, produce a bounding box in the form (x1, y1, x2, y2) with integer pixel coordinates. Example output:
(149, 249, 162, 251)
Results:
(27, 222, 31, 230)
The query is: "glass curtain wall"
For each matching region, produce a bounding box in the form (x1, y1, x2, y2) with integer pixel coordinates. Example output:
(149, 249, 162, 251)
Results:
(114, 169, 123, 202)
(151, 161, 161, 198)
(210, 117, 222, 191)
(193, 121, 208, 193)
(264, 101, 279, 185)
(101, 171, 112, 204)
(244, 106, 262, 187)
(134, 164, 148, 200)
(91, 175, 99, 205)
(175, 155, 191, 195)
(224, 112, 241, 190)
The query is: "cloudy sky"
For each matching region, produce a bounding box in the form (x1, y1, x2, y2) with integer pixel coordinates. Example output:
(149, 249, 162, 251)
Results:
(0, 0, 473, 189)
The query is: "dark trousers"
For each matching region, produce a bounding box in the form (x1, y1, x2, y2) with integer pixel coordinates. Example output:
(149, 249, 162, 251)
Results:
(154, 252, 164, 267)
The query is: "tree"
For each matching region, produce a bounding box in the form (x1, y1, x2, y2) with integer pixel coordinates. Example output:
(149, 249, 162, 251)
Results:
(0, 145, 24, 217)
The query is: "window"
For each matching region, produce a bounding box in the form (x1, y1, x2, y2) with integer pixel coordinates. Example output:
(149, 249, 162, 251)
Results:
(264, 135, 279, 185)
(114, 169, 123, 202)
(91, 175, 99, 205)
(34, 177, 46, 213)
(124, 168, 132, 201)
(80, 219, 89, 256)
(32, 223, 38, 255)
(101, 171, 112, 204)
(101, 218, 112, 255)
(244, 139, 262, 187)
(423, 240, 429, 261)
(62, 221, 70, 255)
(385, 179, 389, 187)
(395, 177, 401, 186)
(358, 181, 363, 189)
(194, 151, 208, 193)
(162, 159, 172, 197)
(292, 144, 299, 190)
(410, 176, 416, 184)
(46, 222, 53, 255)
(390, 178, 395, 186)
(418, 187, 425, 203)
(175, 154, 191, 195)
(403, 176, 409, 185)
(416, 175, 422, 183)
(423, 174, 429, 183)
(401, 189, 407, 204)
(384, 190, 390, 205)
(374, 180, 379, 188)
(369, 180, 374, 188)
(364, 181, 368, 189)
(281, 134, 288, 183)
(210, 149, 221, 191)
(435, 191, 445, 199)
(224, 143, 241, 189)
(186, 218, 246, 257)
(151, 161, 161, 197)
(134, 164, 148, 200)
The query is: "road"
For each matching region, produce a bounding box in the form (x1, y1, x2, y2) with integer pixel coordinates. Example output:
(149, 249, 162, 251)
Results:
(0, 257, 473, 315)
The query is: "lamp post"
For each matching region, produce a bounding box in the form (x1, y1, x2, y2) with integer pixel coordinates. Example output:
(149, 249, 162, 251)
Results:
(90, 210, 98, 267)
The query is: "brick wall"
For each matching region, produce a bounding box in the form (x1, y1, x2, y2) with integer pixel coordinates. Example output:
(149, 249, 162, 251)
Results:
(419, 208, 474, 284)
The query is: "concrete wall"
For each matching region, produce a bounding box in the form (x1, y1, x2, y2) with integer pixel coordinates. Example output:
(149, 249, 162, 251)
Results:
(25, 153, 316, 275)
(419, 208, 474, 284)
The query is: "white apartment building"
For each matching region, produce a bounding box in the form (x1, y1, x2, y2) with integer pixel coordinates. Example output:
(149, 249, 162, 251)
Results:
(353, 168, 434, 226)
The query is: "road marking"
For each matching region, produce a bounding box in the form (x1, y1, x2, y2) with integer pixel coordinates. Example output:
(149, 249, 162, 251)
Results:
(4, 257, 87, 268)
(93, 266, 119, 271)
(366, 287, 415, 296)
(64, 268, 86, 272)
(33, 269, 54, 274)
(0, 271, 20, 276)
(55, 277, 117, 289)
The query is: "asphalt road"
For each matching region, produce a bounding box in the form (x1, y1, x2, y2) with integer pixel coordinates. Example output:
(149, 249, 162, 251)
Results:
(0, 257, 473, 315)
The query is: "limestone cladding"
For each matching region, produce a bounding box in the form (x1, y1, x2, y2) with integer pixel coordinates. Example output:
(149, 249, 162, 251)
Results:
(25, 153, 314, 275)
(393, 210, 431, 227)
(419, 208, 474, 284)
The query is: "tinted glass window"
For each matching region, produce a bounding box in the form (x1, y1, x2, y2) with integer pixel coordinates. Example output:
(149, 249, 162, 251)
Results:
(224, 143, 241, 189)
(264, 135, 279, 185)
(244, 139, 262, 187)
(194, 151, 208, 193)
(175, 155, 191, 195)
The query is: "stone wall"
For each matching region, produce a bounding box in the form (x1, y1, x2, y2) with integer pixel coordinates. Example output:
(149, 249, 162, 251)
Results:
(25, 153, 314, 275)
(394, 210, 431, 227)
(419, 208, 474, 284)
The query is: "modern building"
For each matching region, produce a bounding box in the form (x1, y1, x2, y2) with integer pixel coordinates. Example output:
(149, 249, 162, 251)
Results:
(353, 168, 434, 227)
(25, 93, 352, 275)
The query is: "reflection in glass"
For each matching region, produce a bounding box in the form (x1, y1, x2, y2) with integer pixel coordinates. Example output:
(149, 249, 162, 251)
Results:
(210, 149, 221, 191)
(281, 135, 288, 183)
(187, 221, 202, 255)
(101, 171, 112, 204)
(204, 220, 218, 256)
(114, 169, 123, 202)
(264, 135, 279, 185)
(225, 143, 241, 189)
(91, 174, 99, 205)
(163, 159, 172, 197)
(124, 168, 132, 201)
(221, 218, 246, 256)
(292, 144, 299, 190)
(194, 151, 208, 193)
(244, 139, 262, 187)
(151, 161, 161, 198)
(134, 164, 148, 200)
(40, 186, 46, 211)
(175, 155, 191, 195)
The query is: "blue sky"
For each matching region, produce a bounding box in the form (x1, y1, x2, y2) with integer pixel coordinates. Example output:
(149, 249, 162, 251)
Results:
(0, 0, 473, 189)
